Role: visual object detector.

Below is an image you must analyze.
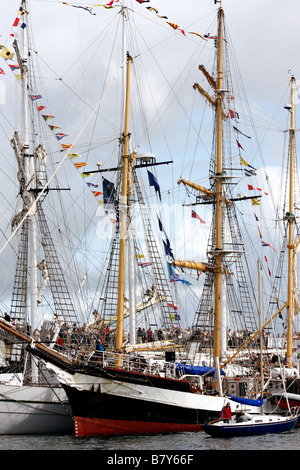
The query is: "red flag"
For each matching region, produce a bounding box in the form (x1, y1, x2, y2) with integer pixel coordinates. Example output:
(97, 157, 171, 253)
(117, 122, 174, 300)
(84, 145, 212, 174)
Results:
(191, 210, 205, 224)
(248, 184, 268, 195)
(236, 140, 244, 150)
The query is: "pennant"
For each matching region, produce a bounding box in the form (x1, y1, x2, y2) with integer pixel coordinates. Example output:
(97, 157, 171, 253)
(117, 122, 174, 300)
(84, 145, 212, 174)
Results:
(204, 33, 217, 40)
(233, 125, 251, 139)
(167, 22, 185, 35)
(244, 168, 257, 177)
(8, 64, 19, 71)
(248, 184, 268, 195)
(55, 132, 68, 140)
(48, 125, 60, 131)
(188, 32, 208, 41)
(86, 182, 99, 188)
(146, 7, 158, 13)
(0, 47, 15, 60)
(31, 94, 42, 101)
(80, 172, 93, 178)
(147, 170, 161, 200)
(139, 262, 152, 268)
(236, 140, 244, 150)
(136, 0, 150, 3)
(42, 114, 54, 120)
(0, 68, 5, 74)
(92, 191, 102, 197)
(61, 143, 73, 149)
(262, 241, 278, 253)
(68, 153, 80, 159)
(240, 157, 256, 169)
(229, 109, 239, 119)
(191, 210, 205, 224)
(62, 2, 96, 14)
(74, 162, 87, 169)
(257, 227, 262, 239)
(241, 157, 257, 176)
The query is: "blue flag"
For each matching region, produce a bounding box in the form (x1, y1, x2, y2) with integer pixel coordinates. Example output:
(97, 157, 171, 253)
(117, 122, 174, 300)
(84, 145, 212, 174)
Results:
(147, 171, 161, 200)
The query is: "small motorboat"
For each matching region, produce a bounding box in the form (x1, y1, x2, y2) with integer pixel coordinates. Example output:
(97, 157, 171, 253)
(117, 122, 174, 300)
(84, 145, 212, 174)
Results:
(203, 412, 299, 438)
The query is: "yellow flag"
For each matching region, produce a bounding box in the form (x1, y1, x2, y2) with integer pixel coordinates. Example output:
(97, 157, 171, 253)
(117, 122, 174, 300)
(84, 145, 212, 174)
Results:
(1, 47, 14, 60)
(80, 172, 93, 178)
(251, 198, 260, 206)
(68, 153, 81, 159)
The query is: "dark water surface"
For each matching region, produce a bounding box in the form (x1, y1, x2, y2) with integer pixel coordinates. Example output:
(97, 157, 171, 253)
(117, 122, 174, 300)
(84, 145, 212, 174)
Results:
(0, 428, 299, 452)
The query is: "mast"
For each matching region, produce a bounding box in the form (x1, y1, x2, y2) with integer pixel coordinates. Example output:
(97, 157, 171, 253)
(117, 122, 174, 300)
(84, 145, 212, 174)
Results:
(286, 76, 295, 367)
(258, 258, 264, 413)
(213, 6, 224, 368)
(19, 0, 38, 381)
(116, 52, 132, 353)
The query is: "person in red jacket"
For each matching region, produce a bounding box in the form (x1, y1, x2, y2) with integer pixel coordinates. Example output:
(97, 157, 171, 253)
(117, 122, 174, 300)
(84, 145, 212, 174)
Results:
(220, 402, 232, 423)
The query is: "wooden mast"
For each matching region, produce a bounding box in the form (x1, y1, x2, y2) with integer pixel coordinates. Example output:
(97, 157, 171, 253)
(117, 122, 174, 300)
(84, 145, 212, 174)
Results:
(116, 53, 132, 354)
(286, 76, 295, 367)
(213, 6, 224, 368)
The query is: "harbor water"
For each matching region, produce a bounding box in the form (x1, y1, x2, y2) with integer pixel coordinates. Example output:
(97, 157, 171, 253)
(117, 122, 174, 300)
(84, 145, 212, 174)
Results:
(1, 428, 299, 454)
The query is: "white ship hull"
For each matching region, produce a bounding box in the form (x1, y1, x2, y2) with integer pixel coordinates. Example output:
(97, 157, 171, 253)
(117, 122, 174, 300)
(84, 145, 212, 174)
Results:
(0, 377, 73, 435)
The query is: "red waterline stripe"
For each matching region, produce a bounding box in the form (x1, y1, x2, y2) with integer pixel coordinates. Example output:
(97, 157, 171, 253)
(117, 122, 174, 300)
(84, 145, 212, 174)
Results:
(74, 416, 203, 437)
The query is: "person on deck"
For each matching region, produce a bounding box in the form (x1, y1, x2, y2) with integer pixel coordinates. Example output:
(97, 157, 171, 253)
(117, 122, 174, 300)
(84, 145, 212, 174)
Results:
(220, 402, 232, 423)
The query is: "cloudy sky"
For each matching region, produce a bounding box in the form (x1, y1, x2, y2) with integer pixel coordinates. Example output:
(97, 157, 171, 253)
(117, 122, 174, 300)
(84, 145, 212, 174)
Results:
(0, 0, 298, 329)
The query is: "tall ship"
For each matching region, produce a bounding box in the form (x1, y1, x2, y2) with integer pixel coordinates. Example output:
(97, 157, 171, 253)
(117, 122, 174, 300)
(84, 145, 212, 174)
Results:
(0, 0, 77, 434)
(0, 1, 297, 436)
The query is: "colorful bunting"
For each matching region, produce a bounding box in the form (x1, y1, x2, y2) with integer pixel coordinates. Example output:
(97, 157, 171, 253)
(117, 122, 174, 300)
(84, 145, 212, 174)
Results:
(248, 184, 268, 195)
(189, 32, 207, 41)
(240, 157, 257, 176)
(31, 94, 42, 101)
(262, 241, 278, 253)
(55, 132, 68, 140)
(167, 262, 191, 286)
(42, 114, 54, 120)
(8, 64, 19, 72)
(74, 162, 87, 169)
